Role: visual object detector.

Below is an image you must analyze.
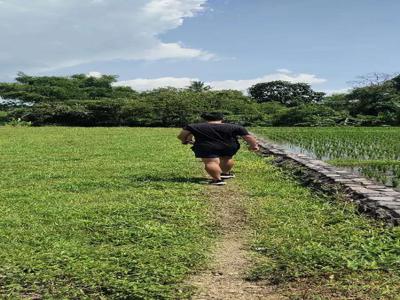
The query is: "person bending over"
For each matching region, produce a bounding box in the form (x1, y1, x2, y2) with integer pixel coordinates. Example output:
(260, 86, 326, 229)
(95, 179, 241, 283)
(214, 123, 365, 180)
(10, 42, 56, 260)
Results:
(177, 112, 259, 186)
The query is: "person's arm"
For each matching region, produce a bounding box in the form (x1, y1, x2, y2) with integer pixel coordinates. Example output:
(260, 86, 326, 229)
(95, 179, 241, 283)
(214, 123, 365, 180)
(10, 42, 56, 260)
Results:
(235, 125, 259, 151)
(177, 129, 194, 144)
(241, 134, 259, 151)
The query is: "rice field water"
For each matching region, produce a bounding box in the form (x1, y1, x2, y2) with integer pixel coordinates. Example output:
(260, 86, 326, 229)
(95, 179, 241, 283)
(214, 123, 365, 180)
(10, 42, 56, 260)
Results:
(252, 127, 400, 189)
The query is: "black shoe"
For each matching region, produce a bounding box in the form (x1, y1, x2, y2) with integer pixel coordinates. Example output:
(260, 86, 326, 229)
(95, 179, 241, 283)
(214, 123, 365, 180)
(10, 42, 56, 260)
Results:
(221, 172, 235, 179)
(208, 179, 226, 186)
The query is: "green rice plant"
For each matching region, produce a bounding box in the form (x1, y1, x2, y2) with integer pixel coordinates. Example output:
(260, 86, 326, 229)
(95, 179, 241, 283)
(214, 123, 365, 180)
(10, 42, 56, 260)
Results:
(253, 127, 400, 188)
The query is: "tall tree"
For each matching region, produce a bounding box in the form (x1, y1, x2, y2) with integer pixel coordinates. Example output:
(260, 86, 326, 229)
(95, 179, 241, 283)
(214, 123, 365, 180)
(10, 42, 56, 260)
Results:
(248, 80, 325, 107)
(348, 72, 396, 88)
(187, 81, 211, 92)
(0, 73, 136, 103)
(347, 84, 399, 116)
(391, 74, 400, 91)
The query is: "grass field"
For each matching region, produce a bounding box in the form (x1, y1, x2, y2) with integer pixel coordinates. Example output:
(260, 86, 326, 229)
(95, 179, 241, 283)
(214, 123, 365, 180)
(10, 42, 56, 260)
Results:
(235, 152, 400, 299)
(1, 127, 400, 299)
(0, 127, 214, 299)
(252, 127, 400, 188)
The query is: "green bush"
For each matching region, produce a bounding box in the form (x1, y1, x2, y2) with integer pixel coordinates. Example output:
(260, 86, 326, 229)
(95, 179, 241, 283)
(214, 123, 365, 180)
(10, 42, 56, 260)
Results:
(5, 118, 32, 127)
(272, 104, 348, 126)
(0, 110, 8, 125)
(9, 89, 268, 127)
(9, 101, 124, 126)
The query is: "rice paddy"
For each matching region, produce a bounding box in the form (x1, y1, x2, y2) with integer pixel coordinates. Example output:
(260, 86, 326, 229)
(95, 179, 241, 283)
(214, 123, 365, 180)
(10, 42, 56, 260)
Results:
(252, 127, 400, 188)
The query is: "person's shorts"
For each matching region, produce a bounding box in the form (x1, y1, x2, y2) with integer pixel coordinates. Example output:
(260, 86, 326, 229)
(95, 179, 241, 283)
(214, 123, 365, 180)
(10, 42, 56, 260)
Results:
(191, 145, 240, 158)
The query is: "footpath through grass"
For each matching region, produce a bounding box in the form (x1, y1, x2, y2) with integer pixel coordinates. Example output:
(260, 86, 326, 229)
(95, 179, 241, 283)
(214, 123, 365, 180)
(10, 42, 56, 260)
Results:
(0, 127, 214, 299)
(235, 150, 400, 299)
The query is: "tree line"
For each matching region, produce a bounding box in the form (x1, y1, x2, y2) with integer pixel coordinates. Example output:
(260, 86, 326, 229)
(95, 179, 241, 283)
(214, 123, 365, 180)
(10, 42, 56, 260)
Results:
(1, 72, 399, 127)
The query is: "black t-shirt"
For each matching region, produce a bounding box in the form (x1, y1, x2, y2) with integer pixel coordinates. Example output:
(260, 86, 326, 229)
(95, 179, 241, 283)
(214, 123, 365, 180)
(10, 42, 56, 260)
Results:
(183, 122, 249, 150)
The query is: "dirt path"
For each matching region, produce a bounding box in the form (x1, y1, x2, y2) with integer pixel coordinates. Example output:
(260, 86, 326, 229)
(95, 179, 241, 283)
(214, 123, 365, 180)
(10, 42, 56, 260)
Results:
(188, 183, 285, 300)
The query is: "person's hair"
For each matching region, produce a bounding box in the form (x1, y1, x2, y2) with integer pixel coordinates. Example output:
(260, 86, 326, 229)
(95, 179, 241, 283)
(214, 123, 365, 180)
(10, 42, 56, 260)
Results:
(201, 112, 224, 121)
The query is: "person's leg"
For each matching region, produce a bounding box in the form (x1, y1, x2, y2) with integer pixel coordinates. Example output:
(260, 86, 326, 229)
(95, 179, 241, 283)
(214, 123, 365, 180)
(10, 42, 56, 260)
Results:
(201, 158, 222, 180)
(219, 156, 234, 174)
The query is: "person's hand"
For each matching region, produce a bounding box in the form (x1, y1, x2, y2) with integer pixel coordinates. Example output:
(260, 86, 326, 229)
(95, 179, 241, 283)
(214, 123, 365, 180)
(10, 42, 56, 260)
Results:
(249, 145, 260, 151)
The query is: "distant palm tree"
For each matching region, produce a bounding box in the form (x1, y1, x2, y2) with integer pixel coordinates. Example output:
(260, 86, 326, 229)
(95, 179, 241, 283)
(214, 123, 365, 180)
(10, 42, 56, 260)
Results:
(187, 81, 211, 92)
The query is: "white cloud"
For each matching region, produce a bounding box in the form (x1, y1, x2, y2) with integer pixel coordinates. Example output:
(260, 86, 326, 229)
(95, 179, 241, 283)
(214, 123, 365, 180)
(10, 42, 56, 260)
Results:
(325, 88, 350, 95)
(115, 76, 198, 90)
(208, 72, 326, 91)
(0, 0, 210, 78)
(276, 68, 292, 74)
(116, 70, 327, 92)
(87, 71, 103, 78)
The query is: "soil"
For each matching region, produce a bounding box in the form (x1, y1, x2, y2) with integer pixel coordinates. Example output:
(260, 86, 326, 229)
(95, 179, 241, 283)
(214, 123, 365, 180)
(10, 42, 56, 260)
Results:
(188, 182, 285, 300)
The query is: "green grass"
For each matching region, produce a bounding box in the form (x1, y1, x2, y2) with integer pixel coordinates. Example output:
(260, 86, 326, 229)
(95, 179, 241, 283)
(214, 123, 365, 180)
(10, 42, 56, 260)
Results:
(235, 151, 400, 299)
(252, 127, 400, 188)
(2, 127, 400, 299)
(0, 127, 214, 299)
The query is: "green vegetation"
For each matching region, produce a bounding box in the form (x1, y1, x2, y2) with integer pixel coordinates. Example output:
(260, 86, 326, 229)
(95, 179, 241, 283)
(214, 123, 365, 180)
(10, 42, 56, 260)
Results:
(0, 73, 264, 127)
(248, 80, 325, 106)
(1, 72, 400, 127)
(235, 152, 400, 299)
(0, 72, 135, 103)
(0, 127, 215, 299)
(1, 127, 400, 299)
(0, 110, 7, 125)
(253, 127, 400, 188)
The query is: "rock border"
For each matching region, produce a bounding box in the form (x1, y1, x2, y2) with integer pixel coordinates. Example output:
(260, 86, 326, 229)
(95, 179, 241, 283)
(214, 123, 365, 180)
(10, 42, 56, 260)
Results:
(254, 136, 400, 226)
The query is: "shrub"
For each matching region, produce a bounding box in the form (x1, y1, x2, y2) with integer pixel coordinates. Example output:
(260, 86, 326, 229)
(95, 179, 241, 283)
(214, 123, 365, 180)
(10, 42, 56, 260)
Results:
(0, 110, 8, 125)
(5, 118, 32, 127)
(272, 104, 348, 126)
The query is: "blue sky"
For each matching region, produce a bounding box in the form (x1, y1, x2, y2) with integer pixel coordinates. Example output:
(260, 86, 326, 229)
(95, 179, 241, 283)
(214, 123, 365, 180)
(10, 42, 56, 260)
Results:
(1, 0, 399, 93)
(163, 0, 400, 91)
